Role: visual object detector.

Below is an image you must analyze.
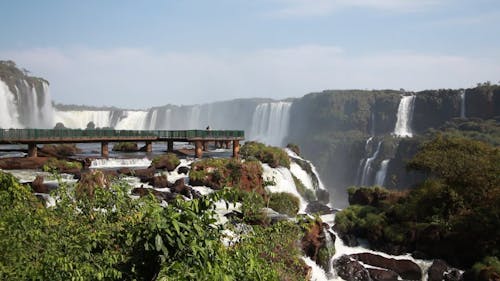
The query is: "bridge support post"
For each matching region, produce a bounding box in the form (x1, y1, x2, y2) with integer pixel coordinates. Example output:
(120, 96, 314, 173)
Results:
(225, 140, 231, 149)
(167, 140, 174, 152)
(28, 143, 37, 157)
(232, 140, 240, 158)
(145, 141, 153, 153)
(101, 142, 109, 158)
(195, 140, 203, 158)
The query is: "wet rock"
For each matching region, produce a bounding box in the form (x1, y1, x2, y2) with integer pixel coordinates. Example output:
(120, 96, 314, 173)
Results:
(305, 201, 334, 215)
(30, 175, 49, 193)
(178, 166, 189, 175)
(148, 175, 169, 188)
(333, 255, 372, 281)
(367, 268, 399, 281)
(428, 260, 463, 281)
(350, 253, 422, 280)
(131, 186, 177, 202)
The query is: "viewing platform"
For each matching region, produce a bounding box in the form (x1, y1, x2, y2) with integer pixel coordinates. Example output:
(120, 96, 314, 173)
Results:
(0, 129, 245, 158)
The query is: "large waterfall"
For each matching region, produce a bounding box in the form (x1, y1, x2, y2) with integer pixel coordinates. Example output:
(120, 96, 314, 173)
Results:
(249, 102, 292, 146)
(393, 95, 416, 137)
(0, 78, 54, 129)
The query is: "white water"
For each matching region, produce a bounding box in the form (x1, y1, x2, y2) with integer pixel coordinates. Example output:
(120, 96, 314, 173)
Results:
(374, 159, 390, 186)
(54, 110, 115, 128)
(115, 111, 149, 130)
(286, 148, 326, 191)
(262, 163, 308, 212)
(249, 102, 291, 146)
(360, 141, 382, 186)
(0, 80, 22, 128)
(393, 95, 416, 137)
(90, 158, 152, 168)
(460, 90, 466, 118)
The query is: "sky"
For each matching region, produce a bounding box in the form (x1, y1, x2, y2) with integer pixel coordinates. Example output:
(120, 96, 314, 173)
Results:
(1, 0, 499, 108)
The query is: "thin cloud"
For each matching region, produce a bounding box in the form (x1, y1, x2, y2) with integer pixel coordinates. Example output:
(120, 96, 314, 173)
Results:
(1, 46, 499, 108)
(268, 0, 444, 17)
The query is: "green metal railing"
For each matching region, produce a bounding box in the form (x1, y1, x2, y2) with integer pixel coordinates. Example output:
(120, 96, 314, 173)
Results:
(0, 129, 244, 141)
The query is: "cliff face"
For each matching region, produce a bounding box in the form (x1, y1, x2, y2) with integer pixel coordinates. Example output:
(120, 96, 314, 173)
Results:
(287, 86, 499, 207)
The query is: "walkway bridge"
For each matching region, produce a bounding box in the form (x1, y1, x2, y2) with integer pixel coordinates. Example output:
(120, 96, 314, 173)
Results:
(0, 129, 244, 158)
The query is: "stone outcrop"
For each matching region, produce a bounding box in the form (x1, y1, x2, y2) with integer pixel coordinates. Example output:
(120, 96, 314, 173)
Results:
(350, 253, 422, 280)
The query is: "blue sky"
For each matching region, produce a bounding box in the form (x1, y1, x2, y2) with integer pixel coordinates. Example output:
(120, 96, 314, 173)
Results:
(1, 0, 499, 108)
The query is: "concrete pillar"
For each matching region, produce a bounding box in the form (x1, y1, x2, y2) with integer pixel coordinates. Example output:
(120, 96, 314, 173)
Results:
(167, 140, 174, 152)
(145, 141, 153, 153)
(232, 140, 240, 158)
(101, 142, 109, 158)
(225, 140, 231, 149)
(27, 143, 37, 157)
(195, 140, 203, 158)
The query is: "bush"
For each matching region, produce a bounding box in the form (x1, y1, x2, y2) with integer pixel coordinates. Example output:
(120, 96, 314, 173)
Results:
(241, 191, 268, 225)
(112, 142, 139, 152)
(42, 158, 82, 173)
(267, 192, 301, 216)
(240, 141, 290, 168)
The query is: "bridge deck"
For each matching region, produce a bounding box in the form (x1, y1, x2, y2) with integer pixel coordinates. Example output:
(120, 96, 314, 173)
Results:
(0, 129, 244, 144)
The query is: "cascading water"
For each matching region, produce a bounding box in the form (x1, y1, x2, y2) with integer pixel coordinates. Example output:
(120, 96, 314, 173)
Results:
(115, 111, 149, 130)
(360, 141, 382, 186)
(393, 95, 416, 137)
(460, 90, 466, 118)
(0, 80, 22, 128)
(54, 110, 116, 128)
(374, 159, 390, 186)
(249, 102, 291, 146)
(90, 158, 152, 169)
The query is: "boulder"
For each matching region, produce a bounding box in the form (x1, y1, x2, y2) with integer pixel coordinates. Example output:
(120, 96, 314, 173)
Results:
(367, 268, 399, 281)
(148, 175, 169, 188)
(178, 166, 190, 175)
(428, 260, 463, 281)
(350, 253, 422, 280)
(131, 186, 177, 202)
(333, 255, 372, 281)
(305, 201, 334, 215)
(30, 175, 49, 193)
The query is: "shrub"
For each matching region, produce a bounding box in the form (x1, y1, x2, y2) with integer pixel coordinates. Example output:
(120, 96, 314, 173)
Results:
(241, 191, 268, 225)
(240, 141, 290, 168)
(42, 158, 82, 173)
(112, 142, 139, 152)
(267, 192, 301, 216)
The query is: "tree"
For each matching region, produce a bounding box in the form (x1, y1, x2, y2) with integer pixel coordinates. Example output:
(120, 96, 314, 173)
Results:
(86, 121, 96, 130)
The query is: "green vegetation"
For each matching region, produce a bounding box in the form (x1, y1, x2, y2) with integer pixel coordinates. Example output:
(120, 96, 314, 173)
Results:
(286, 143, 301, 156)
(189, 158, 264, 194)
(112, 142, 139, 151)
(335, 135, 500, 269)
(0, 169, 314, 280)
(470, 256, 500, 281)
(42, 158, 82, 173)
(240, 141, 290, 168)
(267, 192, 301, 216)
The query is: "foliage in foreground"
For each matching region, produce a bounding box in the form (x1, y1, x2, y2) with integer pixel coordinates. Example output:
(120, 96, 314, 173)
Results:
(0, 172, 309, 280)
(335, 135, 500, 270)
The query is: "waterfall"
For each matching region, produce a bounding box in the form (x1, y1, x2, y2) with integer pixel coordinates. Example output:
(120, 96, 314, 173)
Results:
(460, 90, 466, 118)
(54, 110, 115, 128)
(374, 159, 390, 186)
(148, 109, 158, 130)
(393, 95, 415, 137)
(0, 80, 22, 128)
(115, 111, 149, 130)
(355, 137, 373, 185)
(249, 102, 292, 146)
(360, 141, 382, 186)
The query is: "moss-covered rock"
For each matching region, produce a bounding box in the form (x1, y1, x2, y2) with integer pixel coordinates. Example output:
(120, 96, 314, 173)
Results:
(42, 158, 82, 174)
(112, 142, 139, 152)
(151, 153, 180, 171)
(240, 141, 290, 168)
